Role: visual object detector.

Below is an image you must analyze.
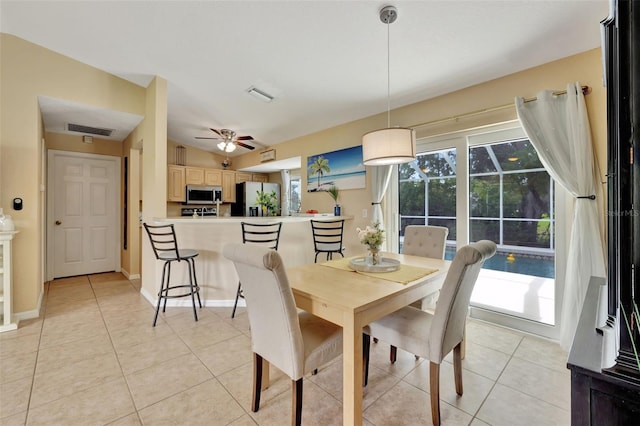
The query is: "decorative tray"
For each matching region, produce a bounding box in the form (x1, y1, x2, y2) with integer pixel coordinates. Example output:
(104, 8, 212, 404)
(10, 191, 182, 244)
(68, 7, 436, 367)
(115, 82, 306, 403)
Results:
(348, 257, 401, 273)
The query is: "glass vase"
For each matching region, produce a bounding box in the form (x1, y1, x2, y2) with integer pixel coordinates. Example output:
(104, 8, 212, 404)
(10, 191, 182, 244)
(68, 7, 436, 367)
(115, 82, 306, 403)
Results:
(367, 247, 380, 265)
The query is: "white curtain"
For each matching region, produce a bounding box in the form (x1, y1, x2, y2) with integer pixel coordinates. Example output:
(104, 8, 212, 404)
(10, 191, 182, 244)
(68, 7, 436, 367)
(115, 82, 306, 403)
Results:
(280, 169, 291, 216)
(515, 82, 606, 351)
(368, 165, 393, 249)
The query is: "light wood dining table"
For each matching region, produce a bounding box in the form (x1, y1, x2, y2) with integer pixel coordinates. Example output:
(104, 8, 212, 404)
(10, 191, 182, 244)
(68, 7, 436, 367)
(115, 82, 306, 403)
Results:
(287, 252, 450, 425)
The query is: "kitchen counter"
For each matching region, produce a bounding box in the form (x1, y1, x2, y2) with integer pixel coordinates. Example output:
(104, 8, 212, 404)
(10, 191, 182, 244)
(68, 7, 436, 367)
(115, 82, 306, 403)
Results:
(141, 215, 358, 308)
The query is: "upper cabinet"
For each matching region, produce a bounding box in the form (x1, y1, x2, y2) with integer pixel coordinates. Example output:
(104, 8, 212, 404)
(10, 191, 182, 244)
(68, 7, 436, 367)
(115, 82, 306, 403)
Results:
(235, 172, 252, 183)
(222, 170, 236, 203)
(185, 167, 205, 185)
(167, 165, 186, 202)
(252, 173, 268, 183)
(205, 169, 223, 186)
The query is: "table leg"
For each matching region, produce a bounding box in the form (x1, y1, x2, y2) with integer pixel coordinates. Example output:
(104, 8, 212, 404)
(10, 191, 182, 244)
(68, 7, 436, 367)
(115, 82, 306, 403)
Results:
(343, 315, 363, 425)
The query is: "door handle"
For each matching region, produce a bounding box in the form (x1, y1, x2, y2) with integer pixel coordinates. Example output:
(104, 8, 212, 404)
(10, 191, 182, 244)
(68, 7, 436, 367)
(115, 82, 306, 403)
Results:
(55, 220, 62, 225)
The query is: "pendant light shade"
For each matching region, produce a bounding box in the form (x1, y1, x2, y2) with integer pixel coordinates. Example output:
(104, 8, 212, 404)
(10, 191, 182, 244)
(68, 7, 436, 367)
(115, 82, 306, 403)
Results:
(362, 5, 416, 166)
(362, 127, 416, 165)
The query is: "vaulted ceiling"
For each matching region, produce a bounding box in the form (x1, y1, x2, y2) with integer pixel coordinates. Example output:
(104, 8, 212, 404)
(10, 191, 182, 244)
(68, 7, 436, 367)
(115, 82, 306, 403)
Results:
(1, 0, 609, 156)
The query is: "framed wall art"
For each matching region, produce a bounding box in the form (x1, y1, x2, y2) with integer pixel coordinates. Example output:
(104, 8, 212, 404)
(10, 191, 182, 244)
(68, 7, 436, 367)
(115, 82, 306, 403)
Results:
(307, 145, 365, 192)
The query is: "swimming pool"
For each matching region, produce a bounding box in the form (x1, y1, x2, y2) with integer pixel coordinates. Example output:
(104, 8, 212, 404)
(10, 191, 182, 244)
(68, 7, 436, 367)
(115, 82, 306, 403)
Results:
(444, 247, 555, 278)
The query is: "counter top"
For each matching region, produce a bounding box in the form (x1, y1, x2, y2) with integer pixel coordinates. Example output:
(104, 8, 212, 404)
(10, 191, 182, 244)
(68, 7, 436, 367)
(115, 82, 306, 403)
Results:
(158, 215, 353, 223)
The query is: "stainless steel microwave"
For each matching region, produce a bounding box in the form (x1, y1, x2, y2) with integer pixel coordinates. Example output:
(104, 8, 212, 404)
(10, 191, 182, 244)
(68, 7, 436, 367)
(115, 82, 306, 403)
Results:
(185, 185, 222, 205)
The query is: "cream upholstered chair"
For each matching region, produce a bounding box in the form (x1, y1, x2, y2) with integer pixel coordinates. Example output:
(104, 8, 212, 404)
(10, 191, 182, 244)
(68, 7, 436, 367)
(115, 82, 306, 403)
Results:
(383, 225, 449, 362)
(402, 225, 449, 259)
(223, 243, 343, 426)
(363, 240, 496, 425)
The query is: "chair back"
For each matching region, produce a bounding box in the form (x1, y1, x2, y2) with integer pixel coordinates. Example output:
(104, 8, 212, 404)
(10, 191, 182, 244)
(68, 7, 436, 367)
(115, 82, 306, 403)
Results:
(310, 219, 344, 252)
(241, 222, 282, 250)
(429, 240, 496, 362)
(143, 223, 182, 260)
(402, 225, 449, 259)
(223, 243, 304, 378)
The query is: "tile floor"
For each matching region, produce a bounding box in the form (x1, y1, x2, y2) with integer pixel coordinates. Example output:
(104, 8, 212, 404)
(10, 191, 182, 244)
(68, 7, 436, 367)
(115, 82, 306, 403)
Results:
(0, 272, 571, 425)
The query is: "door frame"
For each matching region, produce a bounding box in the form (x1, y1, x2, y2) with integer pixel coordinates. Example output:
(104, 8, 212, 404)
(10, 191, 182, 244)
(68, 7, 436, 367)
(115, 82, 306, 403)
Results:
(46, 150, 121, 281)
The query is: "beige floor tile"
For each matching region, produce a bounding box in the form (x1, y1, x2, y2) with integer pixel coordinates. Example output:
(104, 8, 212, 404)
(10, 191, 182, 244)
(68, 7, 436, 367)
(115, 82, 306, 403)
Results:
(108, 320, 175, 350)
(46, 285, 95, 305)
(248, 379, 343, 426)
(97, 292, 153, 314)
(403, 359, 495, 416)
(470, 418, 492, 426)
(217, 362, 290, 412)
(89, 272, 129, 283)
(93, 281, 139, 298)
(177, 318, 244, 350)
(0, 350, 37, 384)
(42, 297, 100, 317)
(498, 356, 570, 410)
(138, 378, 245, 425)
(227, 414, 258, 425)
(0, 410, 27, 426)
(0, 318, 42, 341)
(476, 383, 570, 426)
(116, 332, 191, 374)
(217, 309, 252, 333)
(125, 352, 213, 410)
(367, 339, 425, 378)
(192, 333, 253, 376)
(0, 377, 32, 419)
(0, 333, 40, 359)
(38, 315, 108, 349)
(363, 380, 473, 425)
(102, 306, 157, 333)
(444, 340, 510, 381)
(48, 275, 90, 287)
(35, 334, 115, 374)
(513, 335, 569, 373)
(466, 319, 524, 355)
(30, 352, 123, 408)
(105, 413, 142, 425)
(25, 377, 136, 426)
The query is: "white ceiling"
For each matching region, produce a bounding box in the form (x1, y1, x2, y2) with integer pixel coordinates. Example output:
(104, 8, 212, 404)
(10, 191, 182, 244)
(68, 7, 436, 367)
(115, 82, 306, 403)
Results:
(1, 0, 609, 164)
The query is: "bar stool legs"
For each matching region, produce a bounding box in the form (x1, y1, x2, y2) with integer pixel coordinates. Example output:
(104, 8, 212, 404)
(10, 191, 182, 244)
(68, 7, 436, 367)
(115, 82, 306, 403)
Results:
(152, 257, 202, 327)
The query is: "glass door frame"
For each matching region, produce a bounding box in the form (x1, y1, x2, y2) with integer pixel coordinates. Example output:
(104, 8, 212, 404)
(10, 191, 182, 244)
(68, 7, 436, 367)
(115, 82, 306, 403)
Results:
(390, 121, 566, 339)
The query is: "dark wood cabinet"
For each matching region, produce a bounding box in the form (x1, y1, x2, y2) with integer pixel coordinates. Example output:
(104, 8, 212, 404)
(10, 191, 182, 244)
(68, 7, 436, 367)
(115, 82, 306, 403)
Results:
(568, 1, 640, 424)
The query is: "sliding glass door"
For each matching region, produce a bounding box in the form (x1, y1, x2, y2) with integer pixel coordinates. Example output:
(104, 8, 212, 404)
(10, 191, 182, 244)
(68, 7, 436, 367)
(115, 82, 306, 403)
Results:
(396, 123, 564, 338)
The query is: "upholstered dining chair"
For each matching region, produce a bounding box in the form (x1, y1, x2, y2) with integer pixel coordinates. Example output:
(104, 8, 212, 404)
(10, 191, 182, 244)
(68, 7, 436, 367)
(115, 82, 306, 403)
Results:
(363, 240, 496, 425)
(223, 243, 343, 426)
(231, 221, 282, 318)
(310, 219, 345, 262)
(384, 225, 450, 361)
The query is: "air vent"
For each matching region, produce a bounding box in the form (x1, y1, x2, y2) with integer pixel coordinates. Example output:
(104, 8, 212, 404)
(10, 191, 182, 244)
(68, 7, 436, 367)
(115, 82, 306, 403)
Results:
(66, 123, 114, 137)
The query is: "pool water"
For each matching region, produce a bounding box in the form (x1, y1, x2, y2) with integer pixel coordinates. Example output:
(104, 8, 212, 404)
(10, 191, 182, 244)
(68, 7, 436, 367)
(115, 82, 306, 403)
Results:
(444, 247, 555, 279)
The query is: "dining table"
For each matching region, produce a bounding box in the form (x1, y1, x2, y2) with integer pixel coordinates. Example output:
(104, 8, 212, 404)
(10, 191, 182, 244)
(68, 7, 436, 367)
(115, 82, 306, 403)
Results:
(286, 251, 450, 425)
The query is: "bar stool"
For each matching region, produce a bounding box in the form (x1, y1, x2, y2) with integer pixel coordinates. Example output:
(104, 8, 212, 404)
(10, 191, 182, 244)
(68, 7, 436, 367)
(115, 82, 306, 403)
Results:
(143, 223, 202, 326)
(231, 221, 282, 318)
(310, 219, 345, 262)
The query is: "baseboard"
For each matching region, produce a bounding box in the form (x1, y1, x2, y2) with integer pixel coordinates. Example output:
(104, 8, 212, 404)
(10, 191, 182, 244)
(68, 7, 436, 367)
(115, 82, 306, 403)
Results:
(14, 289, 45, 323)
(120, 268, 140, 280)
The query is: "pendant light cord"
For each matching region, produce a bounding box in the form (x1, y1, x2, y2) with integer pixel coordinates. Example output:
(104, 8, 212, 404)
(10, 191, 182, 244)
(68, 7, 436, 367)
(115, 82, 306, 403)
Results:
(386, 20, 391, 128)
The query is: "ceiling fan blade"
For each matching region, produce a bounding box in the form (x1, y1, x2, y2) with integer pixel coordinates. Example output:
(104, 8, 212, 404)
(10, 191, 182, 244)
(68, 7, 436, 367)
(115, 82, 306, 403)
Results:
(209, 128, 223, 137)
(236, 135, 254, 141)
(236, 141, 256, 150)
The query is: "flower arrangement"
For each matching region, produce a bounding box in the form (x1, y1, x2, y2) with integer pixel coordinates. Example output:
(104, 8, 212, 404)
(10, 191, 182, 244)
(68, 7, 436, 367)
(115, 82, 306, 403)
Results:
(356, 222, 385, 249)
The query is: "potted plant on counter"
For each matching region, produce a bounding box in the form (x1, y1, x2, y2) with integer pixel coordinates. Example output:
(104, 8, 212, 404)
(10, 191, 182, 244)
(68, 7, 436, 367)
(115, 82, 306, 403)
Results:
(327, 186, 341, 216)
(256, 190, 279, 216)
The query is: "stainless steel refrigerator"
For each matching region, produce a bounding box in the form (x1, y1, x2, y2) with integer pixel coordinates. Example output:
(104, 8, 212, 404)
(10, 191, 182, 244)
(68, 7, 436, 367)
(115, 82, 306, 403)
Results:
(231, 181, 280, 216)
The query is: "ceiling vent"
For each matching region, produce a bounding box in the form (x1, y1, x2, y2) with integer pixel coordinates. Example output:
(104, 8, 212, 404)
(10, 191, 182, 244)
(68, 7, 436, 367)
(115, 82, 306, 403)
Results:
(66, 123, 114, 137)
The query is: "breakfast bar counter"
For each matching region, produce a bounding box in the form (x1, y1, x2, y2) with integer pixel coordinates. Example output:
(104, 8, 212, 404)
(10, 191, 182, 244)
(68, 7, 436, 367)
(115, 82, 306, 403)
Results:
(146, 215, 356, 306)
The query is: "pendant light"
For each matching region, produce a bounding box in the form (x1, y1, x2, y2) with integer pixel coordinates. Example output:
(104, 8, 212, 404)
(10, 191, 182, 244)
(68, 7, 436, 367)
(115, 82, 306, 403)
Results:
(362, 5, 416, 166)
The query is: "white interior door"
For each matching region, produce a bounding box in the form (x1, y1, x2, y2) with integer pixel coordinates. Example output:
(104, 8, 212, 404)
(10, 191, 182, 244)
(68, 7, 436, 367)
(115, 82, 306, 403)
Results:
(49, 151, 120, 278)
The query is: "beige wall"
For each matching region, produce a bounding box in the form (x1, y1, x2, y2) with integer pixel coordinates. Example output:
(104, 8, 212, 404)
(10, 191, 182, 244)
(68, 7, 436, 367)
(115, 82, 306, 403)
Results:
(233, 48, 607, 236)
(45, 132, 124, 157)
(167, 139, 227, 168)
(0, 34, 146, 313)
(1, 31, 607, 315)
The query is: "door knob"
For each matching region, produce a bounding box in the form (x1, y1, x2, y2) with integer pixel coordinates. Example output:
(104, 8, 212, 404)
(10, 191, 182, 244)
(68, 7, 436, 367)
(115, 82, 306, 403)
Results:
(55, 220, 62, 225)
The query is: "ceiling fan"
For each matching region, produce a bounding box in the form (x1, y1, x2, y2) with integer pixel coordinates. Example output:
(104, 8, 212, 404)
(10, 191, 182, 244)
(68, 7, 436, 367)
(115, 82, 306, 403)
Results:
(195, 128, 256, 153)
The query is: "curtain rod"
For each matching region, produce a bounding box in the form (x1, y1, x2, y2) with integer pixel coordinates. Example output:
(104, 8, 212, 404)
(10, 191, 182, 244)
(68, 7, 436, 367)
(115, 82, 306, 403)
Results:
(409, 85, 591, 130)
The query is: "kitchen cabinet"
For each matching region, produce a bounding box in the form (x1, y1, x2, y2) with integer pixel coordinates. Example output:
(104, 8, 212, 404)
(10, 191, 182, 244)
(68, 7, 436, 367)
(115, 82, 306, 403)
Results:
(235, 172, 252, 183)
(251, 173, 268, 183)
(205, 169, 222, 186)
(185, 167, 205, 185)
(222, 170, 236, 203)
(167, 165, 186, 202)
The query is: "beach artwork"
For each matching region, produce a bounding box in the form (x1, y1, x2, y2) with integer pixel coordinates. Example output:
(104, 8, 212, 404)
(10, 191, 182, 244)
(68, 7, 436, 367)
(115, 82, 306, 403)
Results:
(307, 145, 366, 192)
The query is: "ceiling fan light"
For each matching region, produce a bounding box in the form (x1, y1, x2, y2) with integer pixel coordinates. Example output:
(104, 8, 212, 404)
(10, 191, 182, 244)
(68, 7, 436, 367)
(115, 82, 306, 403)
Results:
(226, 142, 237, 153)
(217, 141, 226, 151)
(362, 127, 416, 166)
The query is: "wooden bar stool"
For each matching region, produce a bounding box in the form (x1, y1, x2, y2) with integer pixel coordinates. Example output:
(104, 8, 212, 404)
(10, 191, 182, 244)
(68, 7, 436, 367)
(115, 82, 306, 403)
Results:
(143, 223, 202, 326)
